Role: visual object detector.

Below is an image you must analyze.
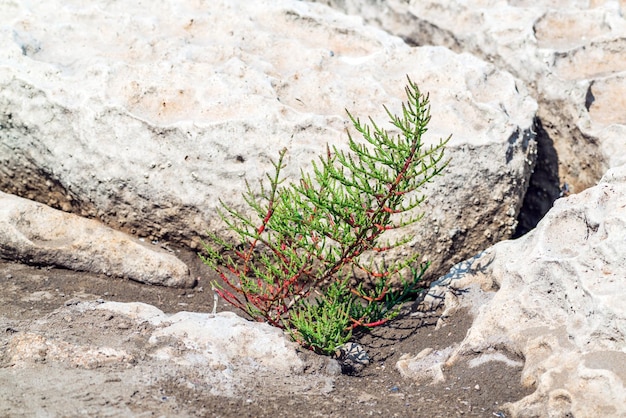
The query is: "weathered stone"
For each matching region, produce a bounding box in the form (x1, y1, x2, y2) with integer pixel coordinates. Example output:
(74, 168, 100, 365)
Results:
(396, 346, 455, 384)
(97, 301, 312, 373)
(314, 0, 626, 231)
(413, 164, 626, 416)
(0, 192, 193, 287)
(0, 0, 537, 279)
(7, 332, 136, 369)
(3, 300, 338, 399)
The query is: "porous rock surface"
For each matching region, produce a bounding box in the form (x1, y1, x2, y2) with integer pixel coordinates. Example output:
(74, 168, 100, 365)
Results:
(408, 164, 626, 417)
(0, 300, 337, 416)
(0, 191, 193, 287)
(96, 301, 312, 373)
(314, 0, 626, 231)
(0, 0, 537, 279)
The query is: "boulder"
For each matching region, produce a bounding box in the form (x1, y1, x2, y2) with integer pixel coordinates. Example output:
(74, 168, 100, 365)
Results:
(313, 0, 626, 231)
(0, 191, 193, 287)
(408, 164, 626, 416)
(0, 0, 537, 279)
(96, 301, 314, 373)
(2, 300, 337, 415)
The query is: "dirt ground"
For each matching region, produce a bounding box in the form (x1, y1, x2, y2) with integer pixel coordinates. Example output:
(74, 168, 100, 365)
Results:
(0, 248, 534, 417)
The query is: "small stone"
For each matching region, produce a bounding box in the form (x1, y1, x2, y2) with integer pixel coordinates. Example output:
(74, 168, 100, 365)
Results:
(65, 298, 81, 306)
(334, 342, 370, 375)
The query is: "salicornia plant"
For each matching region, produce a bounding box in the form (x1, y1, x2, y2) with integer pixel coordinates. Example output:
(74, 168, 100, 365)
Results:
(200, 77, 450, 355)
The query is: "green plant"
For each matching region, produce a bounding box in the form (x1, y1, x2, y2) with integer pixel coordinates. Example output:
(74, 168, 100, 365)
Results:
(200, 77, 449, 355)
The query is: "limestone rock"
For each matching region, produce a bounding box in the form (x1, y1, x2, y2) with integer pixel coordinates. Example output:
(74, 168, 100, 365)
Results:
(0, 192, 193, 287)
(0, 0, 537, 279)
(396, 346, 455, 384)
(3, 300, 338, 401)
(414, 164, 626, 416)
(97, 301, 311, 373)
(6, 332, 136, 369)
(314, 0, 626, 230)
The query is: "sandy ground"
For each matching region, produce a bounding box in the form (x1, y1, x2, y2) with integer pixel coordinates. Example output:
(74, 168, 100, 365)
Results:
(0, 249, 533, 417)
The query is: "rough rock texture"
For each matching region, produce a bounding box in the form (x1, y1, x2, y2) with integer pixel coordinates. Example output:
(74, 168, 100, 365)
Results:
(314, 0, 626, 232)
(396, 345, 457, 384)
(410, 164, 626, 417)
(0, 0, 537, 278)
(96, 301, 318, 373)
(0, 300, 337, 416)
(0, 191, 193, 287)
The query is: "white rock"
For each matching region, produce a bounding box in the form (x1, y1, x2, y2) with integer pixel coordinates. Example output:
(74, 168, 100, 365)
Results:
(98, 301, 306, 373)
(4, 300, 337, 404)
(0, 191, 193, 287)
(396, 346, 454, 384)
(416, 164, 626, 416)
(0, 0, 537, 278)
(315, 0, 626, 229)
(7, 332, 136, 369)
